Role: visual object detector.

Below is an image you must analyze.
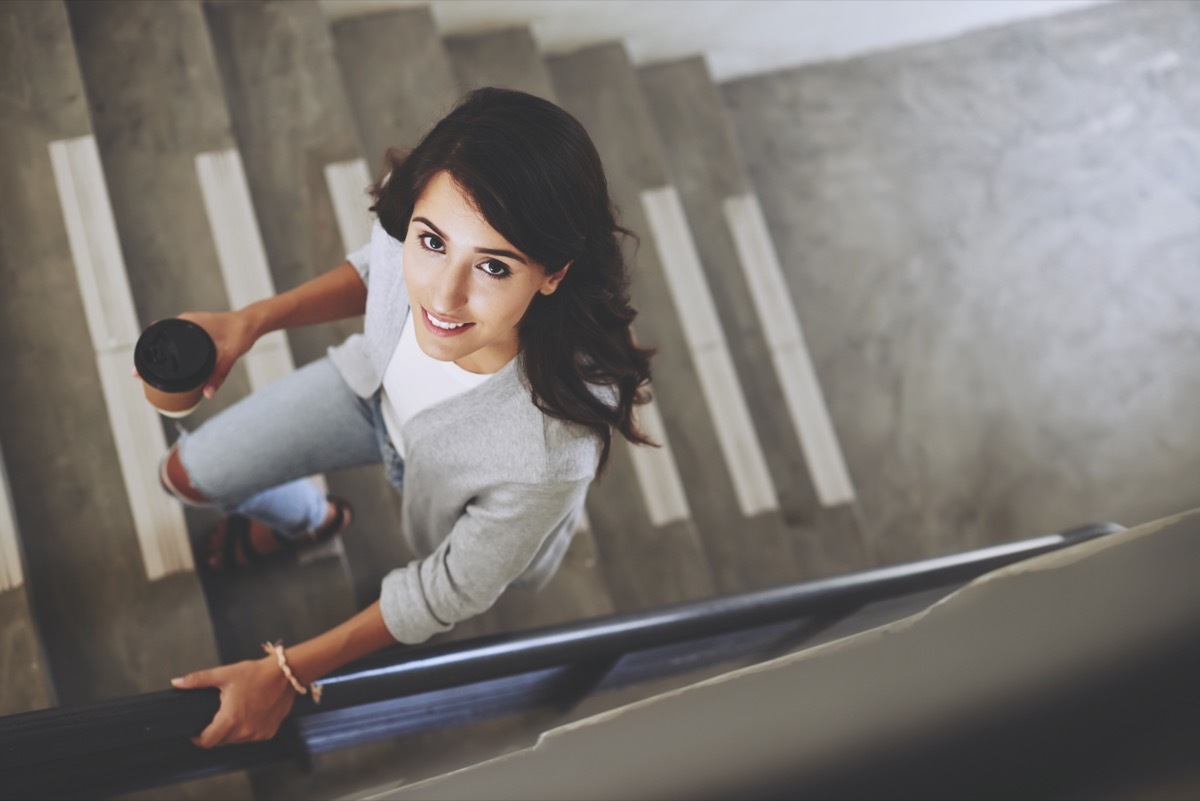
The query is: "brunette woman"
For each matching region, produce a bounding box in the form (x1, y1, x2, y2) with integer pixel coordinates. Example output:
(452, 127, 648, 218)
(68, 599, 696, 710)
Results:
(158, 87, 653, 747)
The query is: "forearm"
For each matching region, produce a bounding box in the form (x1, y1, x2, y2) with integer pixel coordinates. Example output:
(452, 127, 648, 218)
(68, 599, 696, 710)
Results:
(242, 261, 367, 339)
(284, 600, 396, 687)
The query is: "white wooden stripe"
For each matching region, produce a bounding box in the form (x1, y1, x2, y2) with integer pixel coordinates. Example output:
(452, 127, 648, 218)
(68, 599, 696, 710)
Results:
(97, 348, 196, 577)
(627, 395, 691, 527)
(50, 136, 194, 579)
(324, 158, 374, 251)
(0, 443, 24, 591)
(640, 187, 779, 517)
(47, 136, 140, 350)
(195, 149, 296, 393)
(723, 193, 856, 506)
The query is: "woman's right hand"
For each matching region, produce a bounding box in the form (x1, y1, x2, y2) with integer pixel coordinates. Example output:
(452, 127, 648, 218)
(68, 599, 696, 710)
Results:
(175, 309, 260, 399)
(171, 656, 297, 748)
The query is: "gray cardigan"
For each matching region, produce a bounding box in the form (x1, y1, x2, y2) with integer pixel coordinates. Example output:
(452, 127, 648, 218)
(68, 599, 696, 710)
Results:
(328, 222, 601, 644)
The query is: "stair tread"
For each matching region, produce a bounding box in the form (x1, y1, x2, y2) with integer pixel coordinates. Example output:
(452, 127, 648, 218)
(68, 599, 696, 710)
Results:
(444, 27, 556, 99)
(548, 43, 805, 596)
(638, 56, 870, 579)
(330, 6, 460, 173)
(67, 0, 358, 675)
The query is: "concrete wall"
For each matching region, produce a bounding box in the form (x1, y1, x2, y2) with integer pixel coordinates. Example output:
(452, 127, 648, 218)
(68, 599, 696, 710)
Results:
(722, 0, 1200, 565)
(320, 0, 1112, 82)
(379, 508, 1200, 799)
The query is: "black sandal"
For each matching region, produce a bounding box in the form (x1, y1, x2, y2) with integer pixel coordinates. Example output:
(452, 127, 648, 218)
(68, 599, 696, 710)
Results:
(205, 496, 353, 572)
(296, 495, 353, 546)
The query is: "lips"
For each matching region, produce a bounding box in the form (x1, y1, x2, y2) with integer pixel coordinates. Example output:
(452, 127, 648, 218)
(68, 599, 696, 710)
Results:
(421, 307, 474, 337)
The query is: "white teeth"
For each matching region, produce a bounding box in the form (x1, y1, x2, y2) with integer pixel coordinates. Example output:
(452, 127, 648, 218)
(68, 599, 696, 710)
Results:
(426, 310, 468, 330)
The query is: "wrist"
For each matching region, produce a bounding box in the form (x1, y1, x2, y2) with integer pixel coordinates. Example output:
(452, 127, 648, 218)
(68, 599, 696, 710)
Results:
(259, 654, 292, 695)
(261, 641, 323, 703)
(237, 302, 271, 343)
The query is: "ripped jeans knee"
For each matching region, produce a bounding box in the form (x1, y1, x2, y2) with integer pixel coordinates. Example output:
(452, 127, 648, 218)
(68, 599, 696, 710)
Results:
(158, 438, 215, 508)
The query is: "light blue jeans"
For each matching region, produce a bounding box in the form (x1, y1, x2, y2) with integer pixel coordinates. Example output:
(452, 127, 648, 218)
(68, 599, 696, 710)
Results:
(169, 357, 402, 540)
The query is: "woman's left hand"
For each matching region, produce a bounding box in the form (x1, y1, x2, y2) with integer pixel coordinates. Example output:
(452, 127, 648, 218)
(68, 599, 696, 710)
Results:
(171, 656, 296, 748)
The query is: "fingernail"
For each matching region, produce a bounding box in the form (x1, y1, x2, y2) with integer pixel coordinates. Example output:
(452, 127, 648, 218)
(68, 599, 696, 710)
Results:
(171, 677, 184, 686)
(203, 387, 214, 399)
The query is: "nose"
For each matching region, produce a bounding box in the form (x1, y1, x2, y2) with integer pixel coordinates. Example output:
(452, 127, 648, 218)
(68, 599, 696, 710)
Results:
(428, 259, 470, 315)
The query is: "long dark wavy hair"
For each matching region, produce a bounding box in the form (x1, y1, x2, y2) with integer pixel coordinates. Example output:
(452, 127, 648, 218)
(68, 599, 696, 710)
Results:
(369, 87, 655, 474)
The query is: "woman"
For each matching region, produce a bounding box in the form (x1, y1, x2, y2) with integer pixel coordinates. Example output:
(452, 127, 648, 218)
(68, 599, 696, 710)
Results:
(159, 87, 654, 748)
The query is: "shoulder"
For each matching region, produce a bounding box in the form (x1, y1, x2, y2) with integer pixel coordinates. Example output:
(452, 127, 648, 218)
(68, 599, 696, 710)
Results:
(540, 413, 602, 481)
(500, 362, 603, 482)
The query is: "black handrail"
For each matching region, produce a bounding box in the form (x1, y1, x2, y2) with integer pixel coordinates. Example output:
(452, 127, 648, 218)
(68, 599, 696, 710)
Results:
(313, 522, 1124, 708)
(0, 522, 1123, 799)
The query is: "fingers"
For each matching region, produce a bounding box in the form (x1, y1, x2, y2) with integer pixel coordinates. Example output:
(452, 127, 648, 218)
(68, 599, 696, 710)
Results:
(173, 659, 292, 748)
(173, 311, 239, 400)
(173, 668, 233, 749)
(190, 707, 284, 748)
(192, 712, 237, 749)
(204, 366, 231, 399)
(171, 669, 219, 690)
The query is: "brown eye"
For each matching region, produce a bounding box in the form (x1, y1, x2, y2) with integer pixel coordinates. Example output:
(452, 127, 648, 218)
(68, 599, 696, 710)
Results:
(478, 260, 511, 279)
(419, 233, 445, 252)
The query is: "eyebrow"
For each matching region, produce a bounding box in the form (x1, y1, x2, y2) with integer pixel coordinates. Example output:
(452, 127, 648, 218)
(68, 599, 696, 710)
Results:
(412, 216, 528, 265)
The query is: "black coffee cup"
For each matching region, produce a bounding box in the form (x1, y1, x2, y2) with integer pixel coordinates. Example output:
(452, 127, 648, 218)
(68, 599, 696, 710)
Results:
(134, 318, 216, 418)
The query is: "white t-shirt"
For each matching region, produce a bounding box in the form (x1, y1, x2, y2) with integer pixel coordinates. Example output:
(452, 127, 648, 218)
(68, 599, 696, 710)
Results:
(380, 314, 493, 457)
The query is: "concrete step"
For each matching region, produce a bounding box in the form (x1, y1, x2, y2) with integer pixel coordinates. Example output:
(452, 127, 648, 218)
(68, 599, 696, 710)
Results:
(330, 6, 460, 174)
(0, 446, 54, 717)
(638, 56, 870, 580)
(0, 0, 220, 704)
(203, 0, 368, 371)
(0, 1, 65, 720)
(64, 0, 357, 678)
(444, 26, 556, 98)
(0, 1, 243, 796)
(546, 43, 802, 596)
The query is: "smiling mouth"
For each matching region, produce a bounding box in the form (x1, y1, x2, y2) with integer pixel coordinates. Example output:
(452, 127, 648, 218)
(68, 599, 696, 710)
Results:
(422, 307, 474, 337)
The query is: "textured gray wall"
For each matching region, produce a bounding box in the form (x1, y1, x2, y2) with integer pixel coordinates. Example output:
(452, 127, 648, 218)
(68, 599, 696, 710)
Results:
(723, 0, 1200, 565)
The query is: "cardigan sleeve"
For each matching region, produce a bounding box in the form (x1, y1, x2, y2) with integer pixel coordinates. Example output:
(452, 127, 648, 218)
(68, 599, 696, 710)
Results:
(378, 477, 592, 644)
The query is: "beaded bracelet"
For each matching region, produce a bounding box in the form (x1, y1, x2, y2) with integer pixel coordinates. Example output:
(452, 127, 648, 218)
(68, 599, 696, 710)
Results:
(262, 641, 323, 704)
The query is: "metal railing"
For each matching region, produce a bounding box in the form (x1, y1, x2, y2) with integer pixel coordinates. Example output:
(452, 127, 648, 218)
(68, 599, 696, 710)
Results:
(0, 522, 1124, 799)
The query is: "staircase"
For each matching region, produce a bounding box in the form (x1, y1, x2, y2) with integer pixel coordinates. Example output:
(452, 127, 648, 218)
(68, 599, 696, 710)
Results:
(0, 1, 869, 797)
(5, 0, 1200, 797)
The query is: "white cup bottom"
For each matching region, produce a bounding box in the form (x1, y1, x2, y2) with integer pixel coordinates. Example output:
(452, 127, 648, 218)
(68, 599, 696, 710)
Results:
(157, 402, 201, 419)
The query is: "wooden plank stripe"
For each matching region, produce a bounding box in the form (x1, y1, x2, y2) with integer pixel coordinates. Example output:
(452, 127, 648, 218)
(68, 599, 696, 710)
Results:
(194, 149, 294, 391)
(50, 136, 194, 579)
(324, 158, 374, 253)
(641, 186, 779, 517)
(627, 394, 692, 527)
(0, 442, 23, 592)
(723, 193, 856, 506)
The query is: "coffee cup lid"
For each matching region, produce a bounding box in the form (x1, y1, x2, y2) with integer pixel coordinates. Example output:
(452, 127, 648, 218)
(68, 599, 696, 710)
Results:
(134, 318, 216, 393)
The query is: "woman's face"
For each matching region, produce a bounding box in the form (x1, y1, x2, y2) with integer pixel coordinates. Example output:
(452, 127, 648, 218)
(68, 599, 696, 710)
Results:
(403, 171, 567, 374)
